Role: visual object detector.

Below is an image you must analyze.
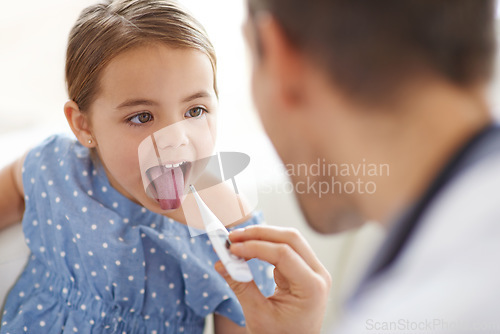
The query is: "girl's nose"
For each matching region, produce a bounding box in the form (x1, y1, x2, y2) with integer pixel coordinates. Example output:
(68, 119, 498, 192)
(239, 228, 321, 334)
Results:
(153, 120, 189, 150)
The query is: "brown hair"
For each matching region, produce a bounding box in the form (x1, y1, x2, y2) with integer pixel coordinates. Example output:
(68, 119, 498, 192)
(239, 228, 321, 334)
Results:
(66, 0, 217, 112)
(248, 0, 497, 104)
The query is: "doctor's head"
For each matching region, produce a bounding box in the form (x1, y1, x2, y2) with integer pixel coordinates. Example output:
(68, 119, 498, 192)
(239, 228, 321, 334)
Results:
(244, 0, 497, 232)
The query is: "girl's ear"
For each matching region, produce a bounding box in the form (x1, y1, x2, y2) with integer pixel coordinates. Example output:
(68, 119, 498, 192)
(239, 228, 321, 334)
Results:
(64, 100, 95, 148)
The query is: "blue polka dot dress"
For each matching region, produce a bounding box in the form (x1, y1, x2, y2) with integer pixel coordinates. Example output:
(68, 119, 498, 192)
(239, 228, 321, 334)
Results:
(0, 135, 275, 333)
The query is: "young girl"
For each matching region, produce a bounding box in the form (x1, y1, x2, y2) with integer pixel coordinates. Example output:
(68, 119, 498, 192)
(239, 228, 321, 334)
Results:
(0, 0, 274, 332)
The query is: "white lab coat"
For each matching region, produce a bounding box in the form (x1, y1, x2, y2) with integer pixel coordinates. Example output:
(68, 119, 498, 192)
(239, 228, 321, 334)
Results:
(333, 152, 500, 333)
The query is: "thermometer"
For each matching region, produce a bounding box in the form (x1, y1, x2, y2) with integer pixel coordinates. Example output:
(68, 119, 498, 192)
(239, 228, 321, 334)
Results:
(189, 185, 253, 282)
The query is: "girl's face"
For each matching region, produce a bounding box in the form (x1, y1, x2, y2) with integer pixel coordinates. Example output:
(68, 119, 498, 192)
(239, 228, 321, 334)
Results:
(87, 43, 217, 215)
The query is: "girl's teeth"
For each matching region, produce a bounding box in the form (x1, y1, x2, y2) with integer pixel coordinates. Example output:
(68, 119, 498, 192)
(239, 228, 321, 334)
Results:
(165, 161, 185, 168)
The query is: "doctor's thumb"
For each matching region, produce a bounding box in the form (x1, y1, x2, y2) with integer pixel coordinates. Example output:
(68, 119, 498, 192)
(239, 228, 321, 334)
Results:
(214, 261, 265, 310)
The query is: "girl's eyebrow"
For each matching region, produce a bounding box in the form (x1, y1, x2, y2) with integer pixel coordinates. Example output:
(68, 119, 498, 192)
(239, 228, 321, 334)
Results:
(115, 91, 213, 110)
(116, 99, 157, 109)
(182, 90, 213, 103)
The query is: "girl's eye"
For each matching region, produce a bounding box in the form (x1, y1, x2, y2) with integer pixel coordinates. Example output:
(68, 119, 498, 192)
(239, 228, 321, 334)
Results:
(128, 112, 153, 125)
(185, 107, 207, 119)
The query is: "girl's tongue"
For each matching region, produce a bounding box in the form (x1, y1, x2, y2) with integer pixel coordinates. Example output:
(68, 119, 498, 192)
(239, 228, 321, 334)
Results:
(147, 165, 185, 210)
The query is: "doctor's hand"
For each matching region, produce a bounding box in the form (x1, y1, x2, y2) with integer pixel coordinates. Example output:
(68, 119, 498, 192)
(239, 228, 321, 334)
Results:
(214, 225, 332, 334)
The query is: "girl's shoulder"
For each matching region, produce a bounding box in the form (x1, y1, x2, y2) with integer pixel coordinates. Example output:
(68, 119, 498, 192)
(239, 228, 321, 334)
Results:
(23, 134, 95, 192)
(25, 133, 94, 168)
(27, 134, 84, 159)
(23, 134, 86, 167)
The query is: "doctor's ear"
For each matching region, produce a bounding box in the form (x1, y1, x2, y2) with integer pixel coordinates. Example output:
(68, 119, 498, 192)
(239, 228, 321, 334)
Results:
(253, 13, 307, 109)
(64, 100, 96, 148)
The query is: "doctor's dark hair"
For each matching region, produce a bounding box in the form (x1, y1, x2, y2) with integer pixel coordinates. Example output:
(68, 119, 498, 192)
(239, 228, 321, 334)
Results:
(66, 0, 217, 112)
(248, 0, 496, 104)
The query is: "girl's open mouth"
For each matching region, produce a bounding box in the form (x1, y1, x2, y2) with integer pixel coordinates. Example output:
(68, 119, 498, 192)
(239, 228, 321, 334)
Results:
(145, 161, 192, 210)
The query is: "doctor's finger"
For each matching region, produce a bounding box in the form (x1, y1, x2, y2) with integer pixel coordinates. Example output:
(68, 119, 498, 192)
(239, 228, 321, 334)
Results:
(229, 239, 324, 293)
(229, 225, 328, 277)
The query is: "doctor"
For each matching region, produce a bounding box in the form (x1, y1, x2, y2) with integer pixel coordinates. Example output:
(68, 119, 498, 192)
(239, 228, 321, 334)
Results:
(214, 0, 500, 333)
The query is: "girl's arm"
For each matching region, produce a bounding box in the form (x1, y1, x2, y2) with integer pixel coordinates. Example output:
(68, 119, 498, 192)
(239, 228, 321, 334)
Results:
(214, 314, 247, 334)
(0, 155, 26, 230)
